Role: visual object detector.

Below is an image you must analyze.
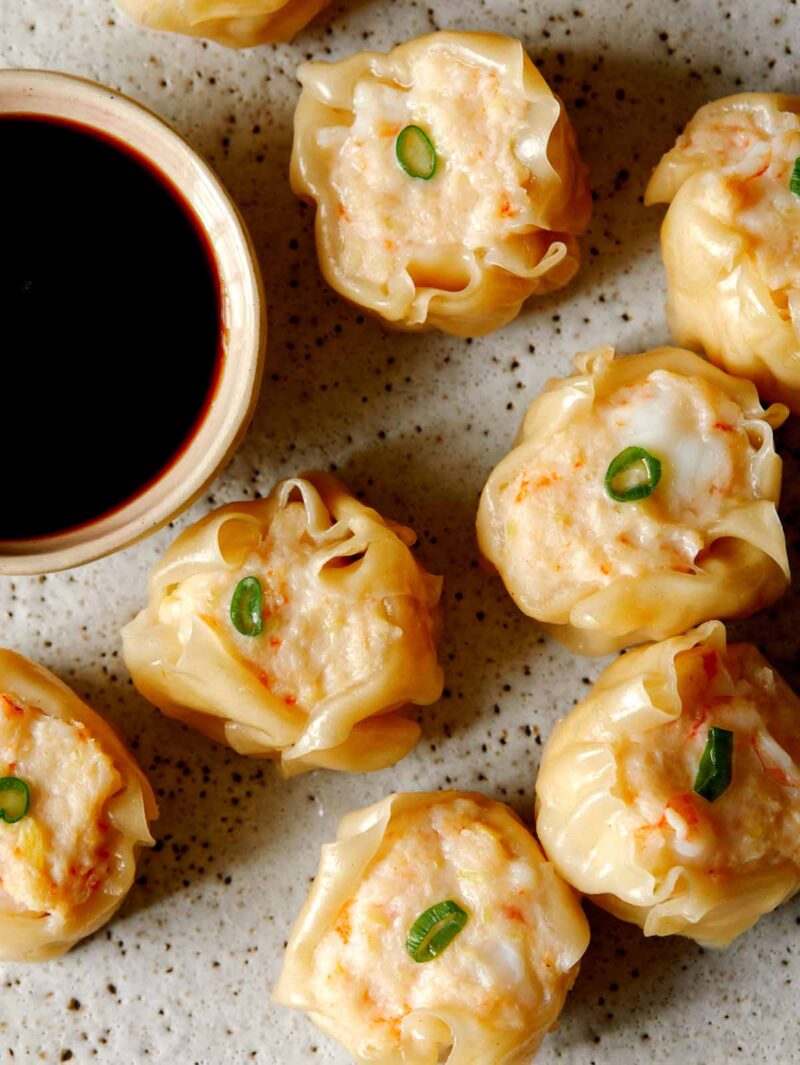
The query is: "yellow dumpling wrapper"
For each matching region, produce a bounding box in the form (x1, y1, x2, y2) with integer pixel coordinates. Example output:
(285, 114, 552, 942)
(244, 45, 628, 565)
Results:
(274, 790, 589, 1064)
(477, 344, 789, 655)
(0, 651, 156, 961)
(122, 472, 444, 776)
(291, 31, 591, 337)
(117, 0, 329, 47)
(646, 92, 800, 411)
(536, 621, 800, 948)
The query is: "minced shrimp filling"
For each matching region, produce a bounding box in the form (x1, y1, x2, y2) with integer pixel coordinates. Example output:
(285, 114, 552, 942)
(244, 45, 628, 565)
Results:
(158, 502, 411, 712)
(617, 645, 800, 881)
(679, 107, 800, 297)
(500, 370, 758, 604)
(0, 695, 120, 918)
(309, 799, 565, 1054)
(321, 46, 546, 287)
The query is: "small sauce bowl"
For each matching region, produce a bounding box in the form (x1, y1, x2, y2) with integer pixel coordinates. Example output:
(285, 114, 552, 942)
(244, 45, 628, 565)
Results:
(0, 69, 266, 575)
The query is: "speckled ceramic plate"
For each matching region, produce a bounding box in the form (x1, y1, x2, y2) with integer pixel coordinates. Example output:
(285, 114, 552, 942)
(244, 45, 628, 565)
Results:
(2, 1, 800, 1062)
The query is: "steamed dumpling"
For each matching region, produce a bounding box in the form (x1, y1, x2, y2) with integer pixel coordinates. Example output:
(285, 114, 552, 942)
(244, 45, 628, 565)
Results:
(536, 622, 800, 948)
(0, 650, 156, 961)
(477, 345, 789, 655)
(117, 0, 329, 47)
(122, 473, 443, 776)
(274, 791, 589, 1064)
(291, 31, 591, 337)
(646, 93, 800, 411)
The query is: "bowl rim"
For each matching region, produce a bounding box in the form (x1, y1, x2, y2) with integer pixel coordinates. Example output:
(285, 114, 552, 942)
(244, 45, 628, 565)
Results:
(0, 68, 267, 576)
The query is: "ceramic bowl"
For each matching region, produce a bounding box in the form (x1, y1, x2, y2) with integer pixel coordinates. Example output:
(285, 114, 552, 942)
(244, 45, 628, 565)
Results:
(0, 68, 266, 575)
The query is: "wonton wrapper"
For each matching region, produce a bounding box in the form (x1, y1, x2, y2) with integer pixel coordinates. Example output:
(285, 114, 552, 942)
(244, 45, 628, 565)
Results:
(0, 650, 157, 962)
(477, 345, 789, 656)
(274, 790, 589, 1064)
(122, 473, 443, 776)
(117, 0, 329, 47)
(536, 622, 800, 948)
(646, 93, 800, 411)
(292, 31, 591, 337)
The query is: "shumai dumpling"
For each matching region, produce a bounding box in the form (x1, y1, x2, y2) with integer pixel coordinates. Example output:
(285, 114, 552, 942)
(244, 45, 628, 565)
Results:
(117, 0, 329, 47)
(291, 31, 591, 337)
(0, 650, 157, 961)
(646, 93, 800, 411)
(536, 621, 800, 948)
(122, 473, 443, 776)
(274, 791, 589, 1064)
(477, 344, 789, 656)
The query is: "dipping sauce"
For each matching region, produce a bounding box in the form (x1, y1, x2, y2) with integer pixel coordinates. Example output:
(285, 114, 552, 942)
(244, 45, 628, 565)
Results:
(0, 114, 221, 540)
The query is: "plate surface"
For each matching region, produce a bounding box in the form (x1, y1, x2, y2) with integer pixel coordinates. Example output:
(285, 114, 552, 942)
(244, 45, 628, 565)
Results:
(2, 0, 800, 1061)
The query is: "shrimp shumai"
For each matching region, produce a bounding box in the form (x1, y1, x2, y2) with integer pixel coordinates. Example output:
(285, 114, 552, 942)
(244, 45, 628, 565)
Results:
(122, 473, 444, 776)
(274, 791, 589, 1064)
(536, 622, 800, 948)
(291, 31, 591, 336)
(117, 0, 330, 48)
(477, 345, 789, 655)
(0, 650, 157, 961)
(646, 93, 800, 411)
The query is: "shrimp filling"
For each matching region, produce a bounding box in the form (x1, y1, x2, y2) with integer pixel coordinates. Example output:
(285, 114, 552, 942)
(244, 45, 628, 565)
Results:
(321, 45, 550, 289)
(671, 104, 800, 298)
(620, 644, 800, 878)
(158, 501, 426, 712)
(309, 798, 567, 1055)
(498, 369, 761, 605)
(0, 695, 120, 918)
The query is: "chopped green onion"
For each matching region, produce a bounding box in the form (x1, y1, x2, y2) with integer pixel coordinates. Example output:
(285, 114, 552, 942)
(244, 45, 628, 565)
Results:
(790, 157, 800, 198)
(230, 576, 264, 637)
(693, 726, 734, 802)
(604, 446, 662, 503)
(406, 899, 468, 963)
(396, 125, 437, 180)
(0, 777, 30, 824)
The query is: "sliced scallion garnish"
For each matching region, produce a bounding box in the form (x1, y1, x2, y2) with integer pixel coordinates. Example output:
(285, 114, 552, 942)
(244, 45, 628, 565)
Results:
(693, 726, 734, 802)
(406, 899, 468, 963)
(790, 157, 800, 198)
(396, 125, 437, 180)
(604, 446, 662, 502)
(0, 777, 30, 824)
(230, 576, 264, 637)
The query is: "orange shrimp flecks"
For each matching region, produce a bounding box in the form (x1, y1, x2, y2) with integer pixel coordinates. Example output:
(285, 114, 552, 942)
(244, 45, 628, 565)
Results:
(334, 901, 352, 943)
(751, 736, 800, 788)
(502, 904, 526, 923)
(665, 793, 699, 829)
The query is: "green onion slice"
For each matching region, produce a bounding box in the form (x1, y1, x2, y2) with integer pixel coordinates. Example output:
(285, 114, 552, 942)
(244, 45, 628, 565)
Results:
(406, 899, 468, 963)
(230, 576, 264, 637)
(396, 125, 437, 180)
(790, 157, 800, 198)
(0, 777, 30, 824)
(604, 446, 662, 502)
(693, 726, 734, 802)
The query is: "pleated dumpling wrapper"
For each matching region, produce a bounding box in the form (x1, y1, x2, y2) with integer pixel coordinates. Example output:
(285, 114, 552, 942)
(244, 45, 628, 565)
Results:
(291, 31, 591, 337)
(536, 621, 800, 948)
(477, 345, 789, 656)
(0, 650, 157, 962)
(274, 791, 589, 1064)
(122, 473, 443, 776)
(117, 0, 330, 48)
(646, 93, 800, 412)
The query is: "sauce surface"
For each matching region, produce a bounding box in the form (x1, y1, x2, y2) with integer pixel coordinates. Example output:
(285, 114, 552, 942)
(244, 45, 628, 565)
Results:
(0, 114, 221, 540)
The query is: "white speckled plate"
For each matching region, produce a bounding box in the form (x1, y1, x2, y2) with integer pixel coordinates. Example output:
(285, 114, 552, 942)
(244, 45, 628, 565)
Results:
(2, 1, 800, 1061)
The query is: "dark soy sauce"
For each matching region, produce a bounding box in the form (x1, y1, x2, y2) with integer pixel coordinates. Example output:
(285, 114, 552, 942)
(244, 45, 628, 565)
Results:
(0, 114, 221, 540)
